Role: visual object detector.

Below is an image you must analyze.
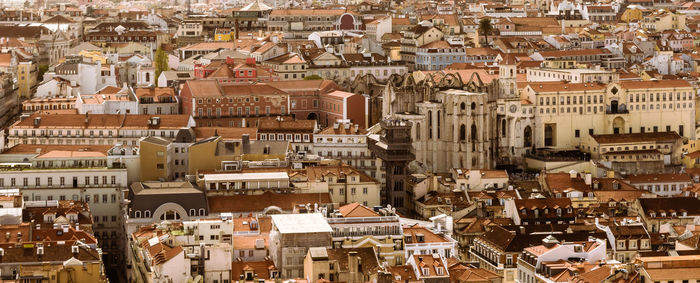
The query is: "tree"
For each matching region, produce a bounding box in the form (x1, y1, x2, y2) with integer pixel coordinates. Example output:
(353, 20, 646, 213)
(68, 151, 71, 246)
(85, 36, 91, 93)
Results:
(154, 46, 169, 79)
(479, 18, 493, 46)
(304, 74, 322, 80)
(37, 65, 49, 81)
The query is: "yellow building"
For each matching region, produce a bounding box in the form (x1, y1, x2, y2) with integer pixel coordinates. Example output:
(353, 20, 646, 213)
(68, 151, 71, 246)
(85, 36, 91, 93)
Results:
(293, 165, 382, 207)
(304, 247, 383, 282)
(58, 50, 108, 65)
(642, 10, 686, 31)
(620, 8, 644, 23)
(523, 80, 696, 149)
(12, 245, 107, 283)
(187, 135, 289, 174)
(214, 28, 235, 41)
(139, 136, 172, 181)
(17, 60, 37, 98)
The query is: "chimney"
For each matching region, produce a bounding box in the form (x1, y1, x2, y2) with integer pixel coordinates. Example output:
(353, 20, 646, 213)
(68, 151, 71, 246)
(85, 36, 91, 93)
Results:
(584, 173, 592, 185)
(348, 251, 359, 275)
(354, 124, 359, 134)
(242, 134, 250, 154)
(569, 170, 577, 179)
(84, 112, 89, 124)
(542, 235, 560, 248)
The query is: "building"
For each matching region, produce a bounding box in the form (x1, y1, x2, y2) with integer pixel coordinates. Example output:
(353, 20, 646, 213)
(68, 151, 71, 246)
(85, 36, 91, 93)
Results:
(135, 86, 179, 115)
(403, 224, 458, 260)
(522, 80, 695, 149)
(625, 173, 692, 196)
(326, 203, 404, 265)
(269, 213, 333, 278)
(0, 73, 19, 127)
(75, 85, 138, 115)
(304, 247, 382, 282)
(415, 40, 466, 71)
(0, 244, 107, 282)
(7, 113, 195, 148)
(595, 218, 651, 263)
(581, 132, 684, 174)
(267, 10, 361, 37)
(42, 55, 117, 95)
(517, 236, 607, 283)
(404, 254, 450, 282)
(179, 80, 289, 127)
(504, 198, 576, 225)
(257, 119, 316, 153)
(0, 144, 128, 268)
(125, 181, 208, 236)
(129, 226, 192, 282)
(638, 255, 700, 283)
(368, 119, 415, 214)
(318, 90, 367, 128)
(400, 22, 444, 70)
(313, 123, 377, 178)
(635, 197, 700, 233)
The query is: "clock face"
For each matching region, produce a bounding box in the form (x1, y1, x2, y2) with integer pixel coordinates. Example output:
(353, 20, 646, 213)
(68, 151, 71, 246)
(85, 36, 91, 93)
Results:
(509, 105, 517, 113)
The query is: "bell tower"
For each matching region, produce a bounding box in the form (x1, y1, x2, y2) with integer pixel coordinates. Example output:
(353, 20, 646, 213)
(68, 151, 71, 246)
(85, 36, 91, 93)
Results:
(498, 54, 518, 99)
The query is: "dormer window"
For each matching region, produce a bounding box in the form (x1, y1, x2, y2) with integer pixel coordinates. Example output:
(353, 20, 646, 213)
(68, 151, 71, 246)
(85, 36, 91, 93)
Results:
(435, 267, 444, 275)
(422, 267, 430, 276)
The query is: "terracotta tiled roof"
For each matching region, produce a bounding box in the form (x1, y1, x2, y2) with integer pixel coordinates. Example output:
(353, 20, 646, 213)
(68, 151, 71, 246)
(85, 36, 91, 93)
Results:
(527, 82, 607, 93)
(626, 173, 692, 184)
(13, 113, 192, 130)
(403, 225, 450, 243)
(591, 132, 681, 144)
(207, 191, 333, 213)
(338, 203, 379, 217)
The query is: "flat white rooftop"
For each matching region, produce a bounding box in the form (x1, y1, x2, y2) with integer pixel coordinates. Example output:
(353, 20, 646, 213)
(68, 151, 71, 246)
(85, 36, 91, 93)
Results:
(271, 213, 333, 234)
(203, 172, 289, 182)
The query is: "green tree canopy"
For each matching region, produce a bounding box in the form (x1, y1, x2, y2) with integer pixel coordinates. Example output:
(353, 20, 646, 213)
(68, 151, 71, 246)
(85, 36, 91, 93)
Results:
(154, 47, 169, 79)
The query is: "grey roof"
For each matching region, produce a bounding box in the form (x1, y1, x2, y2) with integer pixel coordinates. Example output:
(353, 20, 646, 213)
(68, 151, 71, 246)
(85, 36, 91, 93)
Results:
(67, 42, 102, 56)
(175, 128, 196, 143)
(128, 181, 207, 218)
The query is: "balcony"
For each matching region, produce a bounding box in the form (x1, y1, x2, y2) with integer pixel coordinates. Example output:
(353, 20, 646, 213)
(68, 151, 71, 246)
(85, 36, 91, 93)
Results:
(605, 103, 629, 114)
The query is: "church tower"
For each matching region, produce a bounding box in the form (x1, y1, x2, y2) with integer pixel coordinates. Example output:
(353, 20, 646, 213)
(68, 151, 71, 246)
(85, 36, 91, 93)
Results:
(498, 54, 518, 99)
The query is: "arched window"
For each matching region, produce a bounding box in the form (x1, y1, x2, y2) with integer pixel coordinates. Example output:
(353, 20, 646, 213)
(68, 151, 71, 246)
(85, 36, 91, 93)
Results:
(416, 123, 421, 140)
(146, 72, 150, 82)
(471, 102, 476, 110)
(144, 210, 151, 218)
(428, 111, 433, 139)
(160, 210, 180, 220)
(459, 124, 466, 141)
(199, 208, 205, 216)
(460, 102, 466, 110)
(134, 211, 141, 218)
(189, 209, 196, 216)
(471, 124, 478, 141)
(436, 111, 441, 139)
